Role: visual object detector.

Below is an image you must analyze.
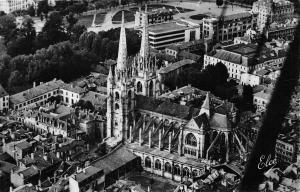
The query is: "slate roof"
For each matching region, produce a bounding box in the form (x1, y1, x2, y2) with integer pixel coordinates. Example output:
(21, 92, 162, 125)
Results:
(61, 84, 85, 94)
(158, 59, 195, 74)
(136, 95, 200, 120)
(18, 166, 39, 179)
(210, 113, 231, 130)
(74, 166, 103, 183)
(0, 84, 8, 98)
(92, 146, 137, 174)
(15, 140, 31, 150)
(10, 80, 65, 105)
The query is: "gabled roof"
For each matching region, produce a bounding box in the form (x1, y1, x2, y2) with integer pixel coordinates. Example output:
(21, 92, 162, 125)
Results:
(136, 95, 200, 120)
(0, 84, 8, 98)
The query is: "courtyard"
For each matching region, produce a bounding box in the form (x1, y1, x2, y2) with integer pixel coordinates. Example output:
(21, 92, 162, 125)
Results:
(126, 172, 178, 192)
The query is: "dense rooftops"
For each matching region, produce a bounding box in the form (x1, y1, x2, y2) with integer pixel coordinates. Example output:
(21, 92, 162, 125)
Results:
(10, 79, 65, 105)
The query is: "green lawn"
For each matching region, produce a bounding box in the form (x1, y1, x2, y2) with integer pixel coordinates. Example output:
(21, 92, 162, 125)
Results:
(112, 10, 135, 24)
(77, 13, 106, 27)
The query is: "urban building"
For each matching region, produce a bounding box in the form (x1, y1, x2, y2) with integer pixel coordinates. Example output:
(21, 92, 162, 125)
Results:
(202, 12, 257, 43)
(276, 131, 298, 164)
(252, 0, 295, 32)
(265, 18, 298, 40)
(253, 89, 272, 112)
(10, 79, 64, 111)
(0, 84, 9, 113)
(148, 20, 201, 50)
(60, 84, 85, 106)
(69, 166, 105, 192)
(240, 73, 261, 86)
(135, 6, 174, 28)
(204, 43, 286, 81)
(0, 0, 35, 13)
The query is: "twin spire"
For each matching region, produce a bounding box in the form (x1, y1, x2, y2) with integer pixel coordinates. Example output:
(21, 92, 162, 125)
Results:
(116, 5, 149, 71)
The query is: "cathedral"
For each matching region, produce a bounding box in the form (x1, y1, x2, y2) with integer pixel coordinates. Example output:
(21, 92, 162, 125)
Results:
(106, 12, 248, 182)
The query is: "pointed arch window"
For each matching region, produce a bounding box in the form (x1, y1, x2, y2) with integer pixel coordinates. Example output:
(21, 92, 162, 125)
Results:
(154, 159, 161, 170)
(137, 81, 143, 93)
(185, 133, 197, 147)
(145, 156, 151, 168)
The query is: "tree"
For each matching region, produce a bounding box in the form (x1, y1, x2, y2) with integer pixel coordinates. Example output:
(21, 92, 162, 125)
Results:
(40, 11, 68, 46)
(0, 15, 17, 43)
(70, 24, 86, 42)
(66, 12, 78, 32)
(27, 6, 35, 17)
(216, 0, 224, 8)
(37, 0, 49, 17)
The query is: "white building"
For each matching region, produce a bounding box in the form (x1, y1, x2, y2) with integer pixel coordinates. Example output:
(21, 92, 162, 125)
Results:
(60, 84, 85, 106)
(204, 43, 286, 81)
(0, 84, 9, 113)
(253, 89, 272, 112)
(240, 73, 261, 86)
(0, 0, 35, 13)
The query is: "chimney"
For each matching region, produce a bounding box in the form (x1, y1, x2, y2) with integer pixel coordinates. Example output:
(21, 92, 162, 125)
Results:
(83, 168, 86, 174)
(31, 153, 34, 159)
(9, 187, 13, 192)
(33, 82, 36, 87)
(76, 166, 80, 173)
(38, 179, 41, 187)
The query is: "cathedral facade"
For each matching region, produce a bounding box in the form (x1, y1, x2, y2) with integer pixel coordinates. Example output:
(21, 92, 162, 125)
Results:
(106, 12, 247, 182)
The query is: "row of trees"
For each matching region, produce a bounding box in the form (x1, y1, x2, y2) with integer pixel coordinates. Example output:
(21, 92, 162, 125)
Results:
(0, 12, 86, 57)
(78, 28, 141, 62)
(0, 41, 97, 90)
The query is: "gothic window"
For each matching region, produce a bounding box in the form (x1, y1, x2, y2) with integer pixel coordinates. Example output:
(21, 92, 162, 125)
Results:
(115, 92, 120, 100)
(137, 81, 143, 93)
(185, 133, 197, 147)
(149, 81, 154, 97)
(145, 157, 151, 168)
(154, 159, 161, 170)
(182, 167, 190, 177)
(165, 162, 172, 173)
(174, 165, 181, 176)
(115, 103, 119, 110)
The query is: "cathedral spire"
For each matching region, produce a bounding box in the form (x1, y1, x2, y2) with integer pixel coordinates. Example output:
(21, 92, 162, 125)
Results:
(200, 92, 210, 118)
(139, 4, 149, 61)
(117, 11, 127, 70)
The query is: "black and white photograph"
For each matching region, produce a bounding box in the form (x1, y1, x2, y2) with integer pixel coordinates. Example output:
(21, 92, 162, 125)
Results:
(0, 0, 299, 191)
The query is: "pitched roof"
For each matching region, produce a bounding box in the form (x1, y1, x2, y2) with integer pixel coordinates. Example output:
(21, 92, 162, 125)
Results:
(10, 80, 65, 105)
(74, 166, 103, 183)
(0, 84, 8, 98)
(92, 146, 137, 174)
(61, 84, 85, 94)
(136, 95, 200, 120)
(158, 59, 195, 74)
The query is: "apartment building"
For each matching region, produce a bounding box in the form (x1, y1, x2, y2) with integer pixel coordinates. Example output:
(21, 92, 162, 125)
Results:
(252, 0, 294, 32)
(0, 84, 9, 113)
(276, 131, 297, 164)
(204, 43, 286, 81)
(135, 7, 174, 28)
(60, 84, 85, 106)
(253, 89, 272, 112)
(202, 12, 257, 43)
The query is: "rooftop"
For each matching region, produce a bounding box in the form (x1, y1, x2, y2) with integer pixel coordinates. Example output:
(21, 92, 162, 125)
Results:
(10, 79, 65, 105)
(158, 59, 195, 74)
(92, 145, 137, 174)
(74, 166, 103, 183)
(148, 21, 189, 34)
(254, 89, 272, 101)
(159, 85, 204, 99)
(61, 84, 85, 94)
